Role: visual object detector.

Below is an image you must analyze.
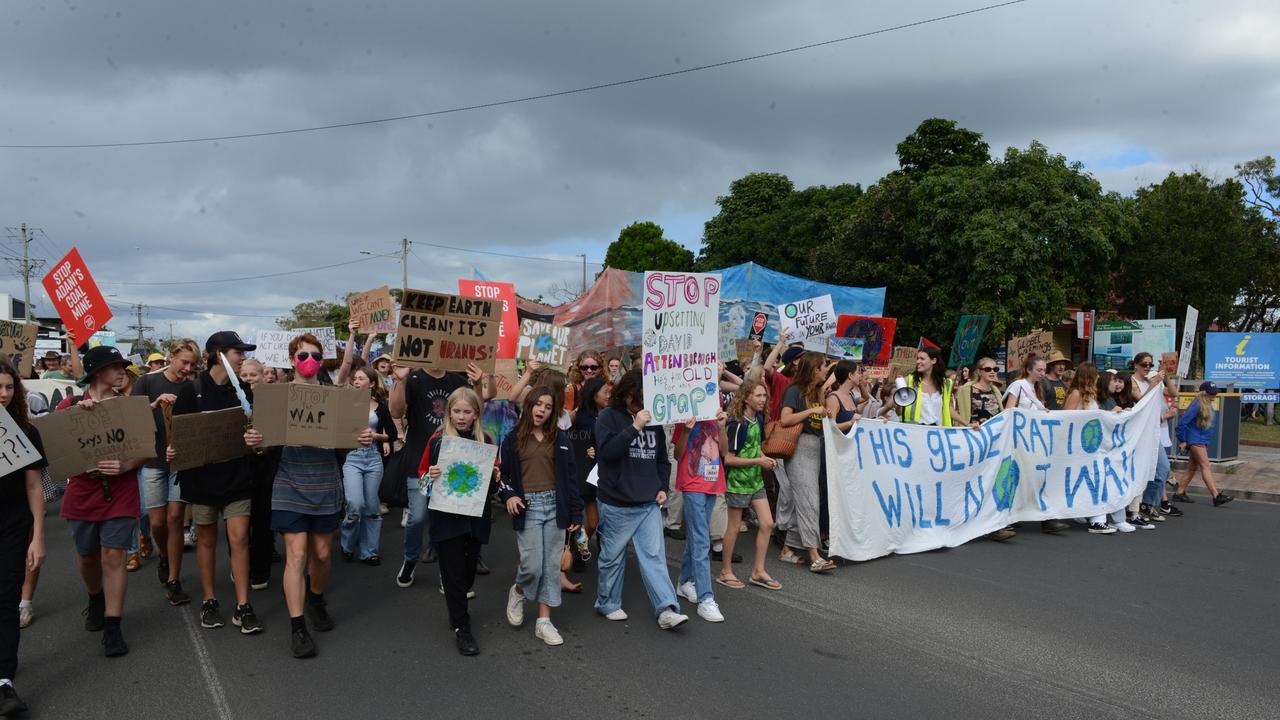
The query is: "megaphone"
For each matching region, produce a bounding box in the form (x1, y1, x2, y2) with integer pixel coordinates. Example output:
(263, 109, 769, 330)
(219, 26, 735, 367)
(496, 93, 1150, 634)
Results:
(892, 376, 917, 408)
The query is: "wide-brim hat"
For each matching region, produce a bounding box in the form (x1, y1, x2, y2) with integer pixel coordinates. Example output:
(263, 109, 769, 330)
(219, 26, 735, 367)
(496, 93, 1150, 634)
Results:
(1045, 350, 1073, 369)
(78, 345, 130, 385)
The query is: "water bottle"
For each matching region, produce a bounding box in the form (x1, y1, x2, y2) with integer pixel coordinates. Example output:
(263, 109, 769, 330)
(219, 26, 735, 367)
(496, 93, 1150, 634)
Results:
(573, 527, 591, 561)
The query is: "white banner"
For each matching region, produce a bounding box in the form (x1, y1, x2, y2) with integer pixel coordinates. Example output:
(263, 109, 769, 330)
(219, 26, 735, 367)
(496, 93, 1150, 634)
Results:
(1178, 306, 1198, 378)
(641, 271, 721, 425)
(824, 389, 1163, 561)
(778, 294, 835, 352)
(255, 327, 338, 368)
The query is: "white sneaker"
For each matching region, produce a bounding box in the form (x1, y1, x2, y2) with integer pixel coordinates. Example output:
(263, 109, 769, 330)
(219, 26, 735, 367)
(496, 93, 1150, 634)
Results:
(18, 604, 33, 629)
(1087, 522, 1117, 535)
(676, 581, 698, 604)
(657, 608, 689, 630)
(535, 620, 564, 646)
(602, 608, 628, 621)
(506, 584, 525, 627)
(400, 510, 409, 528)
(183, 528, 196, 548)
(1112, 520, 1136, 533)
(697, 599, 724, 623)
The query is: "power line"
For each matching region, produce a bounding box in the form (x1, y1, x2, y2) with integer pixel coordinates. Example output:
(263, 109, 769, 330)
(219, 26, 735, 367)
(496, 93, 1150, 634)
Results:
(105, 298, 282, 319)
(414, 240, 603, 266)
(0, 1, 1028, 150)
(96, 255, 381, 286)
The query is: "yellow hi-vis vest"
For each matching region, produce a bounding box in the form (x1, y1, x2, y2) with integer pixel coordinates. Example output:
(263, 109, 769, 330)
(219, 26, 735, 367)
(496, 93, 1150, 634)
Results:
(902, 375, 953, 427)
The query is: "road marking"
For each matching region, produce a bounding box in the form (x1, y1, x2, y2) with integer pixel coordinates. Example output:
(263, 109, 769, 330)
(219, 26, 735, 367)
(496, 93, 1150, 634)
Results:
(179, 608, 234, 720)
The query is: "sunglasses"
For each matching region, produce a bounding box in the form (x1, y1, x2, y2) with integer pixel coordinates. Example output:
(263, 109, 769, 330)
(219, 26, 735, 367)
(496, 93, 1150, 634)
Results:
(295, 352, 323, 362)
(1137, 362, 1153, 368)
(580, 364, 600, 371)
(980, 366, 997, 372)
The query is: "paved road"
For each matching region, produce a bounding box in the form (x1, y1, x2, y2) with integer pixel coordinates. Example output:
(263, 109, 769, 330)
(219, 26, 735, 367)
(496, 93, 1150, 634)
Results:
(17, 498, 1280, 719)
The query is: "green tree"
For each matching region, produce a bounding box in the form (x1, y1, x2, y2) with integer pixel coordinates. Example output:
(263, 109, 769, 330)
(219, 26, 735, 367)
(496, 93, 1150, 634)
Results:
(697, 175, 862, 275)
(896, 118, 991, 175)
(1232, 157, 1280, 332)
(1236, 155, 1279, 218)
(276, 298, 350, 337)
(603, 221, 694, 272)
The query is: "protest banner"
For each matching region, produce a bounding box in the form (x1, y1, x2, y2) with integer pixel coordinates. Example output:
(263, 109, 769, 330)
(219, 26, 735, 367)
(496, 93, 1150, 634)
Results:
(0, 405, 42, 478)
(778, 295, 836, 352)
(516, 319, 570, 366)
(423, 435, 498, 516)
(169, 407, 250, 472)
(24, 379, 78, 417)
(824, 389, 1162, 561)
(836, 315, 897, 376)
(33, 396, 155, 481)
(1205, 332, 1280, 386)
(394, 288, 498, 373)
(348, 286, 397, 333)
(1006, 329, 1073, 372)
(251, 383, 369, 449)
(948, 314, 989, 368)
(889, 346, 918, 375)
(718, 322, 739, 362)
(0, 320, 38, 377)
(458, 279, 519, 359)
(41, 248, 112, 339)
(1093, 319, 1175, 370)
(735, 339, 756, 369)
(826, 336, 865, 360)
(1177, 306, 1198, 378)
(747, 311, 768, 342)
(255, 328, 337, 368)
(641, 271, 721, 424)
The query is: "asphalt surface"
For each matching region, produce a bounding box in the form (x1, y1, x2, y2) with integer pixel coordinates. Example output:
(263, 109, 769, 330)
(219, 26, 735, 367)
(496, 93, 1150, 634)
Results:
(16, 498, 1280, 720)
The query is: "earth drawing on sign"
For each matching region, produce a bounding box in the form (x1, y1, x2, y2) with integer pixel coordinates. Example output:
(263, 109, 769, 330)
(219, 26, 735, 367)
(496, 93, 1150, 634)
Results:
(443, 462, 483, 497)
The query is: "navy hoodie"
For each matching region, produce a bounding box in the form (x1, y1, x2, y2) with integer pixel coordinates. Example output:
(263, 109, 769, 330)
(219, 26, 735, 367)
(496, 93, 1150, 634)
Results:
(594, 406, 670, 507)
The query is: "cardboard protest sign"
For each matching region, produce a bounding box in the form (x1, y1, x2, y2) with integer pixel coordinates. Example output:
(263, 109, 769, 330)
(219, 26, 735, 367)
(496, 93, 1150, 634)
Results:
(735, 339, 756, 369)
(348, 286, 397, 334)
(255, 328, 337, 368)
(251, 383, 368, 449)
(836, 315, 897, 375)
(948, 314, 989, 368)
(718, 322, 739, 362)
(516, 319, 570, 366)
(394, 289, 499, 373)
(458, 280, 519, 359)
(778, 295, 836, 352)
(641, 271, 721, 424)
(1007, 329, 1072, 372)
(747, 311, 768, 342)
(169, 407, 250, 472)
(32, 396, 155, 481)
(1160, 352, 1178, 377)
(0, 320, 38, 377)
(41, 248, 112, 339)
(826, 336, 865, 360)
(424, 435, 497, 517)
(889, 346, 918, 376)
(0, 405, 42, 478)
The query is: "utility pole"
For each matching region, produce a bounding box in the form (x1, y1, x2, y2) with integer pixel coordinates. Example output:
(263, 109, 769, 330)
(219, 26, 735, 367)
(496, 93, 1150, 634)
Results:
(128, 302, 153, 346)
(3, 223, 46, 321)
(402, 238, 409, 292)
(579, 254, 587, 294)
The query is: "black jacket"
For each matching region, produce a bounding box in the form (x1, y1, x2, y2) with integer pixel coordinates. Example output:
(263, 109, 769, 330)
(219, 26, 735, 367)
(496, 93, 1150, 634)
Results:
(498, 429, 583, 532)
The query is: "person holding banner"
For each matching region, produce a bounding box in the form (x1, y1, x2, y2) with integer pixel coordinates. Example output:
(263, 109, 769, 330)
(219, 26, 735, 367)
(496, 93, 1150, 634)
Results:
(825, 361, 865, 433)
(1174, 382, 1233, 507)
(244, 333, 375, 659)
(954, 358, 1004, 428)
(1005, 354, 1049, 411)
(499, 385, 583, 647)
(169, 332, 263, 634)
(776, 353, 835, 573)
(57, 346, 146, 658)
(1062, 363, 1125, 534)
(0, 361, 46, 715)
(593, 369, 687, 630)
(1128, 353, 1175, 525)
(900, 347, 958, 427)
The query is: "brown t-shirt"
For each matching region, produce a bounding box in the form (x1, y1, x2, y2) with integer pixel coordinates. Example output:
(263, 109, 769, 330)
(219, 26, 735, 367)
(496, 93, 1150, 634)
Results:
(519, 433, 556, 494)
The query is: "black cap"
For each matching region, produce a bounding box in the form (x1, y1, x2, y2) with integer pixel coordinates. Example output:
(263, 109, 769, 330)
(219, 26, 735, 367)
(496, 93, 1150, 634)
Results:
(205, 331, 256, 354)
(1198, 381, 1220, 395)
(781, 346, 806, 365)
(78, 346, 130, 384)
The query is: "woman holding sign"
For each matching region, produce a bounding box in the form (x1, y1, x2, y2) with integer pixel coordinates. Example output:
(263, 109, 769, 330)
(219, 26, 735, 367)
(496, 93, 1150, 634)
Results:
(0, 361, 46, 715)
(243, 333, 375, 659)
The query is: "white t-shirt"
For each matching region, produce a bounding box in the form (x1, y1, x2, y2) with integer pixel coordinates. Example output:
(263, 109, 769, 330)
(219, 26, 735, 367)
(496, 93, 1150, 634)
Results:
(1007, 379, 1046, 411)
(917, 390, 943, 426)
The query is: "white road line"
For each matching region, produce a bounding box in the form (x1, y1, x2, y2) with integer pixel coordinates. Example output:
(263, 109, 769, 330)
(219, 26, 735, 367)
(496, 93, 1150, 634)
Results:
(179, 608, 234, 720)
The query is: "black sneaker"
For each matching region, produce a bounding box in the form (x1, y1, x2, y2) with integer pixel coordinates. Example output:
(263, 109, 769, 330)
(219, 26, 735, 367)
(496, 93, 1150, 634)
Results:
(1212, 493, 1234, 507)
(1171, 492, 1194, 504)
(102, 625, 129, 657)
(1160, 502, 1184, 517)
(82, 597, 105, 632)
(1140, 504, 1166, 522)
(709, 549, 743, 563)
(157, 555, 170, 586)
(290, 627, 316, 658)
(1129, 514, 1156, 530)
(1087, 522, 1117, 534)
(421, 547, 438, 564)
(455, 627, 479, 656)
(0, 683, 28, 716)
(361, 554, 381, 567)
(475, 555, 491, 575)
(1040, 520, 1070, 534)
(232, 603, 264, 635)
(306, 599, 334, 632)
(165, 580, 191, 606)
(663, 527, 686, 541)
(200, 599, 225, 629)
(396, 560, 415, 588)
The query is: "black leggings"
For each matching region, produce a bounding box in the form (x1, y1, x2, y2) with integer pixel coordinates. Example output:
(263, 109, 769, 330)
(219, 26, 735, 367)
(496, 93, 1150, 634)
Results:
(0, 511, 32, 679)
(436, 535, 481, 631)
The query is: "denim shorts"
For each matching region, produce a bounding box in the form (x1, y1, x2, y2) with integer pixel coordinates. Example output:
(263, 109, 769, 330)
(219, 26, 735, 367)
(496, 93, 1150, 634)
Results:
(141, 466, 184, 509)
(69, 517, 136, 556)
(725, 489, 766, 509)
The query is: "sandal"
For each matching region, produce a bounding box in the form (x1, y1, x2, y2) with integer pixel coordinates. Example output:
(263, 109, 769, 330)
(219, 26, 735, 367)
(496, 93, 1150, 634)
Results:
(809, 558, 836, 573)
(715, 575, 746, 589)
(779, 548, 806, 565)
(749, 576, 782, 590)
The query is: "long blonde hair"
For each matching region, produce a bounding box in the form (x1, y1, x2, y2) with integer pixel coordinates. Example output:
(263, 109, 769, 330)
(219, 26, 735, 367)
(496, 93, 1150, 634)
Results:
(442, 387, 484, 441)
(1195, 392, 1214, 429)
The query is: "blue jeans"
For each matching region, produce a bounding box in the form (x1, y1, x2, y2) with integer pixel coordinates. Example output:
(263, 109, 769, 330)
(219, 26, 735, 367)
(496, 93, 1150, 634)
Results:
(595, 500, 678, 618)
(341, 446, 384, 560)
(514, 491, 562, 607)
(1143, 446, 1171, 507)
(403, 475, 430, 563)
(677, 491, 715, 602)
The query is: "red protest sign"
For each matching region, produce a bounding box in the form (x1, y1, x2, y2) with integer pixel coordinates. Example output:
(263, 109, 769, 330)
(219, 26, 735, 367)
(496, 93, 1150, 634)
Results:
(41, 248, 112, 339)
(458, 279, 518, 359)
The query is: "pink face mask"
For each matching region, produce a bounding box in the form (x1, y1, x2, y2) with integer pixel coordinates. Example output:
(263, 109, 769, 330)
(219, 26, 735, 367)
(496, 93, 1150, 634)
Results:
(295, 356, 323, 378)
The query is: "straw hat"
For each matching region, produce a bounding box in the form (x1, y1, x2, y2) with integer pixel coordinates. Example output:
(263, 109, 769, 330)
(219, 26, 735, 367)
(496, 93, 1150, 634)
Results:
(1045, 350, 1073, 370)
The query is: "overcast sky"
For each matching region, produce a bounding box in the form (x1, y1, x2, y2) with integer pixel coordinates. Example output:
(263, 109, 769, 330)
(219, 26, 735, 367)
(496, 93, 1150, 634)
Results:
(2, 0, 1276, 344)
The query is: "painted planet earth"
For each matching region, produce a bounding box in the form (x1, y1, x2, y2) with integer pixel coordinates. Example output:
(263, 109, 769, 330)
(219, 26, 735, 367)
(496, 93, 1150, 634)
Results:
(992, 456, 1020, 511)
(1080, 419, 1104, 454)
(445, 462, 482, 496)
